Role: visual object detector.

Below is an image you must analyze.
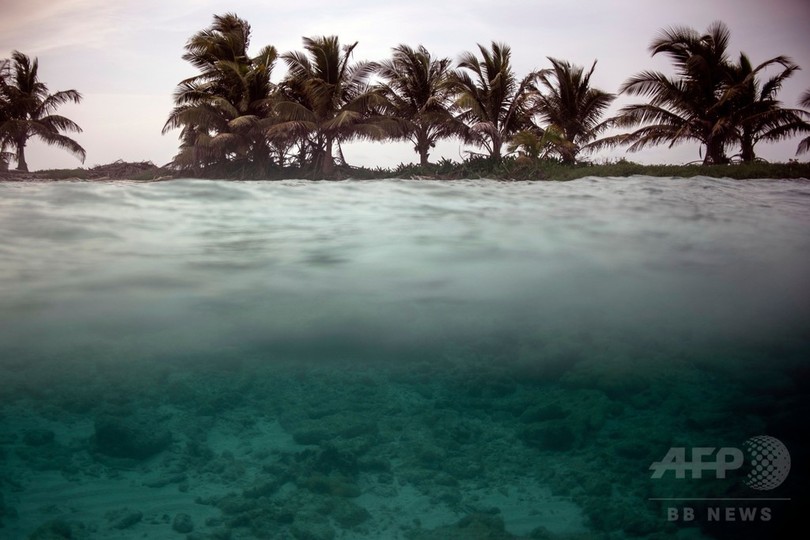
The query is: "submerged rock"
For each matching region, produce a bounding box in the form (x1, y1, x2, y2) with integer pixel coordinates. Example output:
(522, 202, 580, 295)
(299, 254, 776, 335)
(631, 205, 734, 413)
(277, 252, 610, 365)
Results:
(518, 403, 568, 423)
(292, 428, 332, 445)
(302, 472, 361, 498)
(112, 510, 143, 530)
(408, 513, 512, 539)
(23, 429, 55, 446)
(290, 519, 336, 540)
(520, 422, 575, 452)
(172, 512, 194, 533)
(333, 500, 371, 528)
(28, 519, 87, 539)
(143, 472, 187, 488)
(92, 414, 172, 460)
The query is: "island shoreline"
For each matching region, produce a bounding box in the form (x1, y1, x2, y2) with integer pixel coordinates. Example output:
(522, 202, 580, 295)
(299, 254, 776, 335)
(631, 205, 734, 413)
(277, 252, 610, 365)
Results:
(2, 159, 809, 183)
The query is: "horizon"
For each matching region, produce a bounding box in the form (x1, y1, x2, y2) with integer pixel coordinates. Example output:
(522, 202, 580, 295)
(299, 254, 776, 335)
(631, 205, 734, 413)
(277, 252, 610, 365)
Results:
(2, 0, 809, 171)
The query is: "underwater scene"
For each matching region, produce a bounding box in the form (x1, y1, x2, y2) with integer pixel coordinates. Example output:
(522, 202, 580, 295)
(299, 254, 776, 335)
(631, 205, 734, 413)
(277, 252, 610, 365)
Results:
(0, 177, 808, 539)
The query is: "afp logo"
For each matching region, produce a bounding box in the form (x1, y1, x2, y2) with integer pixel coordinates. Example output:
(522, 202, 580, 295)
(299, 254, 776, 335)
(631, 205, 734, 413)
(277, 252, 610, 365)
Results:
(650, 435, 791, 490)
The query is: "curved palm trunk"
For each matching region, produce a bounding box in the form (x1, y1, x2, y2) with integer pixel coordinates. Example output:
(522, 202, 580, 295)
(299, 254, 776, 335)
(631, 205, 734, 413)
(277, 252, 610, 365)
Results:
(15, 137, 28, 172)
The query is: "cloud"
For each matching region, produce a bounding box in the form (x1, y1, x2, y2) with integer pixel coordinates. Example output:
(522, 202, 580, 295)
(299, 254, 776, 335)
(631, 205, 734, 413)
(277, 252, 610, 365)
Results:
(0, 0, 125, 54)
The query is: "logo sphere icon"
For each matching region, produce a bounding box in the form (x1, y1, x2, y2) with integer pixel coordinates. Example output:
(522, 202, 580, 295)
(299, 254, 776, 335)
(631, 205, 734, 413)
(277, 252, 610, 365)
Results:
(744, 435, 790, 490)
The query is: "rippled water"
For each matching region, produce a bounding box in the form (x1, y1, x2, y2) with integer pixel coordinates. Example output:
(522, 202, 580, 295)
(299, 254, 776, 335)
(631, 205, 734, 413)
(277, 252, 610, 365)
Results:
(1, 177, 808, 539)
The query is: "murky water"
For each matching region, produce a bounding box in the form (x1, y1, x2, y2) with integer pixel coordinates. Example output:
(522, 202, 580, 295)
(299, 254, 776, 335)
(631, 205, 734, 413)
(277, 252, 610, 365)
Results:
(1, 177, 808, 539)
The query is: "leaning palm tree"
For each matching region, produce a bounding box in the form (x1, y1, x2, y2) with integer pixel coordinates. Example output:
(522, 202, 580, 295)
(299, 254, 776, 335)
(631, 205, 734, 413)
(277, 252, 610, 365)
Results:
(531, 57, 615, 163)
(799, 90, 810, 155)
(450, 42, 536, 162)
(0, 51, 85, 172)
(163, 13, 278, 176)
(611, 22, 738, 165)
(727, 53, 809, 162)
(273, 36, 389, 176)
(375, 44, 462, 166)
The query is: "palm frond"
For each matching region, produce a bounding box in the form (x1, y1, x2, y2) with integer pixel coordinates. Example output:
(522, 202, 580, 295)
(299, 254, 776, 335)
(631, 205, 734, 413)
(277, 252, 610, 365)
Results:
(27, 125, 86, 162)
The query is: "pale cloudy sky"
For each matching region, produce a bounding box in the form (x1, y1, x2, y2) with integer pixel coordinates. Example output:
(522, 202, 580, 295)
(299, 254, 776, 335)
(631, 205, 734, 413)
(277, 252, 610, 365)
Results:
(2, 0, 809, 170)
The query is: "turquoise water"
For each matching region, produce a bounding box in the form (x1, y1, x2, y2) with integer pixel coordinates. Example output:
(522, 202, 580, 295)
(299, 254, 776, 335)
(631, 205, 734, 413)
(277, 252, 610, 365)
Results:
(0, 177, 807, 539)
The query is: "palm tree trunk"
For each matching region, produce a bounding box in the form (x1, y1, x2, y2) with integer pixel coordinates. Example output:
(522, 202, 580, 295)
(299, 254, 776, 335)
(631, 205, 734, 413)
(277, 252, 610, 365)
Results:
(252, 140, 270, 177)
(15, 138, 28, 172)
(490, 134, 502, 163)
(419, 149, 429, 167)
(703, 137, 726, 165)
(321, 136, 335, 176)
(740, 133, 755, 163)
(560, 146, 576, 165)
(416, 133, 430, 167)
(191, 145, 202, 177)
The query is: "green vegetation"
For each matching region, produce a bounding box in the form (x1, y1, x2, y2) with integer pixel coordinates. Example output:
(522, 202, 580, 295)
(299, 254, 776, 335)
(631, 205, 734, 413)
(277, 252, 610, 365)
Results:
(2, 16, 809, 177)
(449, 42, 535, 163)
(362, 157, 810, 181)
(529, 58, 616, 163)
(799, 89, 810, 155)
(272, 35, 392, 176)
(1, 160, 170, 181)
(8, 157, 807, 183)
(609, 22, 809, 165)
(159, 15, 808, 179)
(0, 51, 85, 172)
(162, 14, 280, 178)
(375, 44, 461, 166)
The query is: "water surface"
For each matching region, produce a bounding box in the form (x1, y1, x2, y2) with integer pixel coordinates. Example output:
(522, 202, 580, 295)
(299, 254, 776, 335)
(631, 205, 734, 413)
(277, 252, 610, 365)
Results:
(1, 177, 808, 539)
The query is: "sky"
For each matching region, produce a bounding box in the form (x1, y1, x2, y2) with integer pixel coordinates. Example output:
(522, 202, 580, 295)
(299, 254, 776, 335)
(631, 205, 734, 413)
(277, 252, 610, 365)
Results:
(2, 0, 809, 171)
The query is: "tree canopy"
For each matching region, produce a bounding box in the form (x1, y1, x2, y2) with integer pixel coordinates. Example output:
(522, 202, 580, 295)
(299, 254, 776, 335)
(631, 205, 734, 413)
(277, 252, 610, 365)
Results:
(158, 16, 810, 177)
(530, 58, 615, 164)
(0, 51, 85, 172)
(374, 44, 462, 166)
(449, 42, 536, 162)
(162, 13, 279, 176)
(272, 36, 391, 175)
(610, 21, 809, 164)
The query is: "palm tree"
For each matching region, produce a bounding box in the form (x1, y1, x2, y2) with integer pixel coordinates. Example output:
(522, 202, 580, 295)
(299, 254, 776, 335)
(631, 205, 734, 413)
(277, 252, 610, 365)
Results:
(612, 22, 738, 165)
(531, 57, 615, 163)
(163, 13, 279, 176)
(0, 51, 85, 172)
(506, 128, 565, 162)
(375, 44, 462, 166)
(727, 53, 809, 162)
(450, 42, 536, 162)
(1, 58, 11, 170)
(799, 90, 810, 155)
(273, 36, 389, 176)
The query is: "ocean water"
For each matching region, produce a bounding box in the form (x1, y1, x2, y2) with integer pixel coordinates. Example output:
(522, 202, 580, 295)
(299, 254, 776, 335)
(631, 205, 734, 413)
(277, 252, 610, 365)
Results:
(0, 177, 807, 539)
